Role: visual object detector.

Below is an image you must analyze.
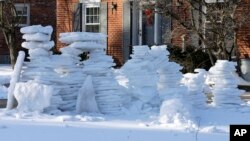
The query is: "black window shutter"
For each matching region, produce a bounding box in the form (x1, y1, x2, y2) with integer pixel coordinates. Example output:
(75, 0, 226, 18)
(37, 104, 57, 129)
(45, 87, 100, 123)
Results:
(73, 3, 83, 32)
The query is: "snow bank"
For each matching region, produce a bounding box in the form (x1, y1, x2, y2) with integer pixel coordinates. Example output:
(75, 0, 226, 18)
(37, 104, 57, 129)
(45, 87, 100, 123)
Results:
(14, 81, 54, 112)
(76, 75, 99, 114)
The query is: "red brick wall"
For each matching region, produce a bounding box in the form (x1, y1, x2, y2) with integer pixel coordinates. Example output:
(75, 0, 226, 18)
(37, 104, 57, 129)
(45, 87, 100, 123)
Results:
(236, 0, 250, 58)
(171, 0, 191, 48)
(102, 0, 123, 66)
(0, 0, 56, 56)
(56, 0, 78, 51)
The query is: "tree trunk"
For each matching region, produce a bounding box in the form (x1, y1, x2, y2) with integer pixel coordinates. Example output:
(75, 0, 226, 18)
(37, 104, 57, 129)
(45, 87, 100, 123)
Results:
(3, 31, 18, 69)
(9, 44, 18, 69)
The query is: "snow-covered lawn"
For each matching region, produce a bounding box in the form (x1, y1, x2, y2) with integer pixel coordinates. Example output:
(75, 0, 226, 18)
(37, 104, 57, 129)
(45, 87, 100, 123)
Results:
(0, 105, 250, 141)
(0, 109, 247, 141)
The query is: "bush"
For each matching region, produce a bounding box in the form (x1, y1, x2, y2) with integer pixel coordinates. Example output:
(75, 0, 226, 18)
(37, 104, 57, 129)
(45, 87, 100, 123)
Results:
(168, 45, 213, 73)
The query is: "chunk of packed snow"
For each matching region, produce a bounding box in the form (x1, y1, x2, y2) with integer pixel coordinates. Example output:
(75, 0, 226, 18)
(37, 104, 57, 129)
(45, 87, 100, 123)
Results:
(22, 33, 51, 42)
(66, 42, 106, 50)
(76, 75, 100, 114)
(22, 41, 54, 50)
(159, 98, 196, 129)
(59, 32, 107, 44)
(59, 47, 83, 56)
(14, 81, 54, 112)
(20, 25, 53, 35)
(7, 51, 25, 110)
(28, 48, 50, 58)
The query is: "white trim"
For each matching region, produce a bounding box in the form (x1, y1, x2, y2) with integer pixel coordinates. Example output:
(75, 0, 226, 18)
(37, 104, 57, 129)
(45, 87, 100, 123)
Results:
(205, 0, 224, 3)
(15, 3, 30, 27)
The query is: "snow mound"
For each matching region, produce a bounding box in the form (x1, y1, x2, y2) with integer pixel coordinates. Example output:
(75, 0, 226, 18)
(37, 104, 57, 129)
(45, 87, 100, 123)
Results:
(76, 75, 100, 114)
(14, 81, 55, 112)
(159, 98, 196, 129)
(20, 25, 53, 35)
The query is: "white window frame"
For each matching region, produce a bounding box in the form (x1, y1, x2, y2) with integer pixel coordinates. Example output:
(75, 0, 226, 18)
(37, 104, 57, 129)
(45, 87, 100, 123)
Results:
(15, 3, 30, 27)
(84, 3, 100, 32)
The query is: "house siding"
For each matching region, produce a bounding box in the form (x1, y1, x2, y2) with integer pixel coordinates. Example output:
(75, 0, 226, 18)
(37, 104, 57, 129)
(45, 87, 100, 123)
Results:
(0, 0, 56, 63)
(56, 0, 78, 52)
(102, 0, 124, 66)
(236, 0, 250, 58)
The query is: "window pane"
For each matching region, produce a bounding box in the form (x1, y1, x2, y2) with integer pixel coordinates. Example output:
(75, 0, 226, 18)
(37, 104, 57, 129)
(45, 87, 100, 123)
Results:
(86, 8, 90, 15)
(17, 16, 27, 24)
(86, 25, 99, 32)
(93, 16, 98, 23)
(16, 6, 27, 15)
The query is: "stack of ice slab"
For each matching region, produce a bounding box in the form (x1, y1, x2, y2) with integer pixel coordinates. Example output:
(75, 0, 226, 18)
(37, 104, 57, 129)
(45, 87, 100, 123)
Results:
(157, 62, 187, 100)
(207, 60, 245, 107)
(121, 46, 160, 112)
(20, 25, 61, 112)
(59, 32, 127, 114)
(182, 69, 209, 108)
(20, 25, 86, 112)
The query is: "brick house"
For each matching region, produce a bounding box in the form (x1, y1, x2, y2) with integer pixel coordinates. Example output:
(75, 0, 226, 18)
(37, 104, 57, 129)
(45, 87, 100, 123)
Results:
(0, 0, 249, 67)
(0, 0, 56, 64)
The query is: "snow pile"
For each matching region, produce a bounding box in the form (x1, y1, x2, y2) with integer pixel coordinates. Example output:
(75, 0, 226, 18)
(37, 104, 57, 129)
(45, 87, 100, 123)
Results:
(14, 81, 54, 112)
(159, 99, 196, 129)
(182, 69, 210, 108)
(155, 47, 196, 127)
(120, 45, 160, 113)
(59, 32, 126, 114)
(207, 60, 245, 107)
(76, 75, 99, 114)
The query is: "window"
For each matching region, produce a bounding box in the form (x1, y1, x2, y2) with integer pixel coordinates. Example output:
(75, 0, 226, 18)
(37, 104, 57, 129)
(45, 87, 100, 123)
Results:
(15, 3, 30, 27)
(0, 55, 10, 64)
(85, 7, 100, 32)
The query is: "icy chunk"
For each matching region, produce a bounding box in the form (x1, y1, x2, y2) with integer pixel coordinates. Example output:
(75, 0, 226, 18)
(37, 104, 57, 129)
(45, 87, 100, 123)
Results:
(23, 33, 51, 42)
(22, 41, 54, 50)
(14, 81, 54, 112)
(76, 75, 100, 114)
(20, 25, 53, 35)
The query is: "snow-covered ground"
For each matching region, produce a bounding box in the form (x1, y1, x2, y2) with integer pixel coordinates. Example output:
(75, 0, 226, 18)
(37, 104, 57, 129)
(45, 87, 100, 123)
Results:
(1, 63, 250, 141)
(0, 107, 249, 141)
